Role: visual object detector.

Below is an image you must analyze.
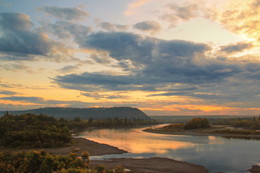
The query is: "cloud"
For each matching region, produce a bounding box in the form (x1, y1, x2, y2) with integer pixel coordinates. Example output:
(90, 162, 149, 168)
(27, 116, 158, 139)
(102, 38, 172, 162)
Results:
(58, 65, 78, 73)
(0, 63, 33, 73)
(124, 0, 151, 15)
(0, 96, 43, 102)
(0, 95, 120, 110)
(209, 0, 260, 44)
(97, 21, 129, 31)
(162, 3, 207, 27)
(168, 3, 200, 20)
(161, 0, 259, 43)
(40, 6, 89, 21)
(45, 21, 91, 45)
(0, 12, 33, 30)
(220, 42, 253, 53)
(54, 31, 248, 93)
(51, 31, 260, 108)
(0, 13, 53, 56)
(81, 92, 127, 100)
(0, 90, 17, 95)
(0, 54, 36, 61)
(133, 21, 161, 33)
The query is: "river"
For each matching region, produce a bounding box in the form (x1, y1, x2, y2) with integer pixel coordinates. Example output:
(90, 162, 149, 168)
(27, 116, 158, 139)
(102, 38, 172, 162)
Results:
(78, 124, 260, 173)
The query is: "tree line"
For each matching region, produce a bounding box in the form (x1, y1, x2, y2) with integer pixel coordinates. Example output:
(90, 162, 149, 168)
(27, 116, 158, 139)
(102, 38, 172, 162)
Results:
(211, 116, 260, 130)
(0, 112, 157, 148)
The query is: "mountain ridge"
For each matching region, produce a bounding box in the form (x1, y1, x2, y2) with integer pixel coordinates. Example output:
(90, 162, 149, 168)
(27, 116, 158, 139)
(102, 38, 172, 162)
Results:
(0, 107, 151, 120)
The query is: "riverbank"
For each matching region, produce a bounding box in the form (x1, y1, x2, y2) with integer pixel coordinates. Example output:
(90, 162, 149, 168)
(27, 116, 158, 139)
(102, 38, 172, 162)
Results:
(91, 157, 209, 173)
(0, 137, 127, 156)
(144, 127, 260, 140)
(0, 137, 210, 172)
(44, 137, 127, 156)
(248, 165, 260, 173)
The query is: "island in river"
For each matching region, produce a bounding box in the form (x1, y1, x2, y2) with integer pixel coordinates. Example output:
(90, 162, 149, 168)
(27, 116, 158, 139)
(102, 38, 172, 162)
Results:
(143, 117, 260, 140)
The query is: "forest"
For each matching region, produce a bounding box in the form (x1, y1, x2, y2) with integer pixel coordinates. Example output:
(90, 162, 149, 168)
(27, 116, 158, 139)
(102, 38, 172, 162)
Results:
(0, 112, 155, 172)
(0, 112, 156, 148)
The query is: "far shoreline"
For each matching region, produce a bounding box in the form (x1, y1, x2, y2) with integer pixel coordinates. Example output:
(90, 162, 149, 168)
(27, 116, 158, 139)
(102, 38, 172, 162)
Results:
(143, 128, 260, 140)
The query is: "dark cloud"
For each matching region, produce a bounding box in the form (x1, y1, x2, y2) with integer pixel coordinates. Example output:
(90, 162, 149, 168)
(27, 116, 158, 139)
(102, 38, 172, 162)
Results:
(41, 6, 89, 21)
(45, 21, 91, 44)
(0, 96, 107, 110)
(0, 12, 52, 56)
(55, 72, 136, 91)
(83, 32, 155, 64)
(0, 90, 17, 95)
(0, 54, 36, 61)
(0, 96, 43, 102)
(220, 42, 253, 53)
(0, 13, 33, 30)
(133, 21, 161, 33)
(53, 31, 247, 93)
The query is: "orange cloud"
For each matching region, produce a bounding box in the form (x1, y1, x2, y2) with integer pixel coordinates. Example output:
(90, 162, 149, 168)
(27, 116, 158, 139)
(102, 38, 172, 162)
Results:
(165, 104, 231, 112)
(124, 0, 151, 16)
(211, 0, 260, 44)
(0, 100, 39, 106)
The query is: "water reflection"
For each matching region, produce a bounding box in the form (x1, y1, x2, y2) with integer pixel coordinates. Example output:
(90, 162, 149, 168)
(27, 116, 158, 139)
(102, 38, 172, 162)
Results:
(79, 125, 260, 173)
(80, 128, 195, 154)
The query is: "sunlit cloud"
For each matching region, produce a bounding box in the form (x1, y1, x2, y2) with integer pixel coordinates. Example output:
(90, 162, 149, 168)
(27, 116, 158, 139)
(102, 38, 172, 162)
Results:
(124, 0, 151, 16)
(210, 0, 260, 44)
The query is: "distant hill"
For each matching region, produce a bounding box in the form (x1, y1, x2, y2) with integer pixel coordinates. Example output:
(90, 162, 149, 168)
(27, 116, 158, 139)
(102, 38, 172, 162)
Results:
(0, 107, 151, 120)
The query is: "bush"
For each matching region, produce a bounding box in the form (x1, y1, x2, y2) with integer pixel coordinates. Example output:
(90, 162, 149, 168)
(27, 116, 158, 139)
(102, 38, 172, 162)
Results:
(184, 118, 210, 130)
(0, 151, 89, 173)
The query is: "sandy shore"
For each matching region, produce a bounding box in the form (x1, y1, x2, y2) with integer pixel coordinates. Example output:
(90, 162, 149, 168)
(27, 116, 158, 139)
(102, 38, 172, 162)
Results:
(44, 137, 127, 156)
(0, 137, 127, 156)
(91, 157, 209, 173)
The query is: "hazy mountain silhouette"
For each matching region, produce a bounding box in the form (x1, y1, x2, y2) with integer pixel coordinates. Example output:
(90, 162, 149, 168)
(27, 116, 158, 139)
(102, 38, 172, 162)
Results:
(0, 107, 151, 120)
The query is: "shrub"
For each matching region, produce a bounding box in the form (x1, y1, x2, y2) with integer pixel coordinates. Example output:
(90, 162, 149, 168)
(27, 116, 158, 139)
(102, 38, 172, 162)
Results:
(184, 118, 210, 130)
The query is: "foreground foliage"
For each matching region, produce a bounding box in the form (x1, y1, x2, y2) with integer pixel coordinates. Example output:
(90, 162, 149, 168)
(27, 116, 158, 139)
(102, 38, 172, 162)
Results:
(0, 150, 90, 173)
(0, 151, 125, 173)
(0, 113, 71, 148)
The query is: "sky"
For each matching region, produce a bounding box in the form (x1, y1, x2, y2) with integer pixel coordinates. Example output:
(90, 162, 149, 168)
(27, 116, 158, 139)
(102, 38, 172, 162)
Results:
(0, 0, 259, 115)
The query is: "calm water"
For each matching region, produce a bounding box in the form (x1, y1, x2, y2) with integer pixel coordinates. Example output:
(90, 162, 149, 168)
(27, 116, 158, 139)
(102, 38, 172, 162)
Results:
(78, 125, 260, 173)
